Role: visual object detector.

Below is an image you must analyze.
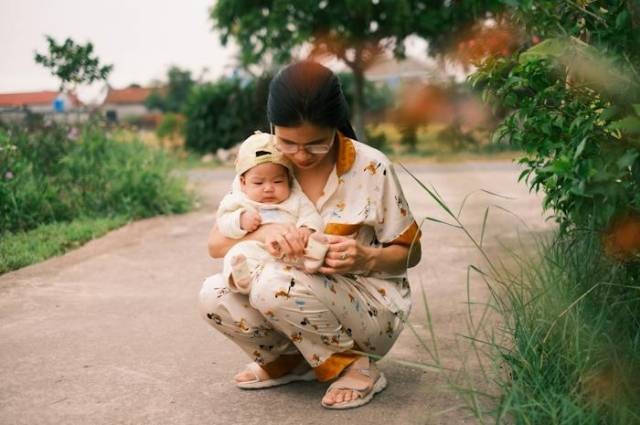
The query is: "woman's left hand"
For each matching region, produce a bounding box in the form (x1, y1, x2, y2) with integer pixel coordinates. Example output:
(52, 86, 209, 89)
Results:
(319, 235, 376, 275)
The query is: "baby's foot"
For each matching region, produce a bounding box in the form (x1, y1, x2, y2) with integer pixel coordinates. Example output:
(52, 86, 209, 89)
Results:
(304, 233, 329, 273)
(230, 254, 251, 294)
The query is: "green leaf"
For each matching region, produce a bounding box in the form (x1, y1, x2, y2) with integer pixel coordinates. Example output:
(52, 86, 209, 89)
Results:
(608, 116, 640, 134)
(616, 10, 630, 29)
(574, 137, 587, 160)
(519, 38, 567, 64)
(600, 106, 621, 121)
(633, 104, 640, 117)
(617, 151, 639, 169)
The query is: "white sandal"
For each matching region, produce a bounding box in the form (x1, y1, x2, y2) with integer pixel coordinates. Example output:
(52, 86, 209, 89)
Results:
(320, 361, 388, 409)
(235, 362, 316, 390)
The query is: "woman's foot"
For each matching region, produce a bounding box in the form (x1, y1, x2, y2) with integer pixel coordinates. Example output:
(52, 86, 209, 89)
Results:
(234, 356, 313, 386)
(321, 356, 386, 409)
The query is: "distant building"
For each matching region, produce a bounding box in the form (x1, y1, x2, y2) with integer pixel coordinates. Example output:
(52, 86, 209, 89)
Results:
(365, 56, 437, 88)
(0, 90, 82, 113)
(0, 90, 84, 123)
(102, 86, 154, 122)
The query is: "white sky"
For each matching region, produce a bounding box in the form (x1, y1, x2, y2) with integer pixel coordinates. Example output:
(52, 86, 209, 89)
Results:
(0, 0, 237, 103)
(0, 1, 447, 104)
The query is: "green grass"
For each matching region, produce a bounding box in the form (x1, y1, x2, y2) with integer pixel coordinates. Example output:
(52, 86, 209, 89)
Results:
(391, 166, 640, 424)
(0, 216, 128, 274)
(492, 233, 640, 424)
(0, 123, 194, 275)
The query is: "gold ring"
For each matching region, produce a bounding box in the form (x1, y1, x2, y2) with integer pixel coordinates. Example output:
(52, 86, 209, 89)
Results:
(341, 253, 347, 260)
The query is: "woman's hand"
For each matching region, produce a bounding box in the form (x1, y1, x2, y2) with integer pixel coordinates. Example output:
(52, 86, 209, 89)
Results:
(319, 235, 378, 275)
(260, 223, 307, 259)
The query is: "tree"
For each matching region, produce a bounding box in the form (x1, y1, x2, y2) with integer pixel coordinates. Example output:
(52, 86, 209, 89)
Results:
(210, 1, 505, 142)
(34, 35, 113, 91)
(183, 74, 272, 153)
(145, 66, 195, 113)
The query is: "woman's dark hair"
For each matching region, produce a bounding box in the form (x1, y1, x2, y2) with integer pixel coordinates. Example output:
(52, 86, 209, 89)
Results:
(267, 61, 357, 140)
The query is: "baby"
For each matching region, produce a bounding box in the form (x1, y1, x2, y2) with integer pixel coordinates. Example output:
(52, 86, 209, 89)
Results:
(216, 131, 329, 294)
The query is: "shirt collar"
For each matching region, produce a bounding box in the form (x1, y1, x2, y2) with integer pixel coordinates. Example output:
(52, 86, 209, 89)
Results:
(336, 131, 356, 177)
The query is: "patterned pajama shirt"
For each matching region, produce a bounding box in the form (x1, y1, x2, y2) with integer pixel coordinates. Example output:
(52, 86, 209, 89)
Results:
(198, 132, 422, 381)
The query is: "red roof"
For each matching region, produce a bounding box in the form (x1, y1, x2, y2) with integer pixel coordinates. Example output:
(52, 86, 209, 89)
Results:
(0, 91, 81, 107)
(104, 87, 153, 105)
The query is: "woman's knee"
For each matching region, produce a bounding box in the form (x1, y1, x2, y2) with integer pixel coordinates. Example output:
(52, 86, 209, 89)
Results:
(197, 274, 227, 323)
(249, 262, 297, 313)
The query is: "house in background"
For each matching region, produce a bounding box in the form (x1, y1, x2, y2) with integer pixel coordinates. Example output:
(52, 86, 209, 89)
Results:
(365, 56, 438, 88)
(0, 90, 84, 123)
(102, 85, 155, 123)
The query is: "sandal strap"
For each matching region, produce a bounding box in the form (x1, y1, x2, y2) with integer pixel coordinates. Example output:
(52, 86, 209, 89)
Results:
(246, 362, 269, 381)
(326, 365, 379, 393)
(327, 376, 372, 393)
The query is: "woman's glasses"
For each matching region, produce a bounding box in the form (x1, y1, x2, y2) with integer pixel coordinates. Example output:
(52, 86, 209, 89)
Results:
(273, 131, 336, 155)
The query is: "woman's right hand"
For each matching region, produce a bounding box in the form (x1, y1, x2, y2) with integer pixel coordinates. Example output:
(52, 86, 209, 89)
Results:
(256, 223, 307, 259)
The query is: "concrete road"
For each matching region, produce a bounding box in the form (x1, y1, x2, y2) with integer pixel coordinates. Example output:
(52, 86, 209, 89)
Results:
(0, 161, 551, 425)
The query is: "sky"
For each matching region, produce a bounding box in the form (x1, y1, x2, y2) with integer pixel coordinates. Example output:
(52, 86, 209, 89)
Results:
(0, 1, 442, 105)
(0, 0, 237, 103)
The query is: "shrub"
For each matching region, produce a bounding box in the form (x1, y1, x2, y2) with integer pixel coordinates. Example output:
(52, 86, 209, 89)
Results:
(0, 123, 192, 234)
(471, 45, 640, 233)
(183, 76, 270, 153)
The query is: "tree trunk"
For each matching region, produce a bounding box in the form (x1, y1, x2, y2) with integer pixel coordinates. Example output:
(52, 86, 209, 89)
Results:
(351, 65, 368, 143)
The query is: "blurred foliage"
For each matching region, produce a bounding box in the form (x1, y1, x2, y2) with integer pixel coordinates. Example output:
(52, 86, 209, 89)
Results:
(183, 75, 271, 153)
(337, 72, 394, 118)
(507, 0, 640, 64)
(182, 70, 395, 153)
(210, 0, 505, 142)
(471, 2, 640, 234)
(156, 113, 185, 141)
(145, 66, 195, 113)
(0, 122, 191, 234)
(34, 35, 113, 91)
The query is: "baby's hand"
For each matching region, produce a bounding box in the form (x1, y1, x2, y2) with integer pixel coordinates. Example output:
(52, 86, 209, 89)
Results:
(297, 227, 313, 247)
(240, 211, 261, 232)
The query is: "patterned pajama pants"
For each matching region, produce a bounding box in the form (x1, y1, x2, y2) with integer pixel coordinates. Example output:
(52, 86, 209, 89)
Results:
(198, 261, 412, 381)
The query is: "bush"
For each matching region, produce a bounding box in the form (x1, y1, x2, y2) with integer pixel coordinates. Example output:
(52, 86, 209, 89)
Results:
(471, 47, 640, 233)
(184, 75, 270, 153)
(156, 113, 185, 141)
(0, 122, 192, 234)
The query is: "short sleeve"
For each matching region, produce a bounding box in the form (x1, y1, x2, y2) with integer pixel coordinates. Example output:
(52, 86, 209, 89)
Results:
(374, 163, 422, 247)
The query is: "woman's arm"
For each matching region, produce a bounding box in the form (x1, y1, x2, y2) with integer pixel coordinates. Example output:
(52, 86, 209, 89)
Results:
(366, 242, 421, 275)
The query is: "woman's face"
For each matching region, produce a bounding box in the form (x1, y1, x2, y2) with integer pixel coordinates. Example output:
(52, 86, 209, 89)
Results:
(273, 122, 336, 170)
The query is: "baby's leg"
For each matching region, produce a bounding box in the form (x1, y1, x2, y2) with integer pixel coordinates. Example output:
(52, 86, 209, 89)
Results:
(303, 233, 329, 273)
(230, 254, 252, 293)
(223, 241, 272, 295)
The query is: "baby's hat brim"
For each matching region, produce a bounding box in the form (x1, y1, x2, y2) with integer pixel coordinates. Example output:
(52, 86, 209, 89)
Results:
(235, 131, 293, 175)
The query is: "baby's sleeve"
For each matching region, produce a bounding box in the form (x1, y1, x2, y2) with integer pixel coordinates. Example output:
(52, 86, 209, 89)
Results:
(374, 162, 422, 247)
(216, 192, 249, 239)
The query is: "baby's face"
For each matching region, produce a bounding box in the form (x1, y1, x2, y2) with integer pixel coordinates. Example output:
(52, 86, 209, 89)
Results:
(240, 163, 291, 203)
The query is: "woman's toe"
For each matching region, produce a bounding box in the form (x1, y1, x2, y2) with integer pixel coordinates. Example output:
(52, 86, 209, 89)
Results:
(234, 370, 254, 382)
(322, 394, 333, 405)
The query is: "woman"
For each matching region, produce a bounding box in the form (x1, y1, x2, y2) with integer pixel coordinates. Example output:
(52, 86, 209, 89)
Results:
(198, 61, 422, 409)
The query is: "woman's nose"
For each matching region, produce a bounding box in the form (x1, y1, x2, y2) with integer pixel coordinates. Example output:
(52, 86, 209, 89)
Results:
(295, 149, 311, 161)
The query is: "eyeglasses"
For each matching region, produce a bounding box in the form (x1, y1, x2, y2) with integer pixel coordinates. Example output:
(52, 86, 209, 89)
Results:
(273, 130, 336, 155)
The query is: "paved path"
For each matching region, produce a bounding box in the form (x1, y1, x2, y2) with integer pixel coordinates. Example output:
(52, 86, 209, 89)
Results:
(0, 161, 550, 425)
